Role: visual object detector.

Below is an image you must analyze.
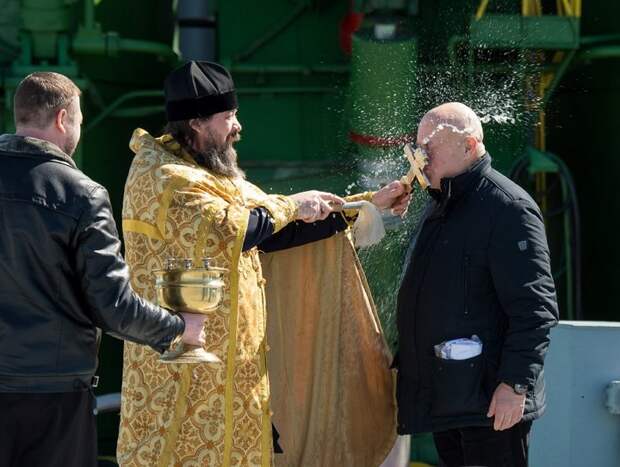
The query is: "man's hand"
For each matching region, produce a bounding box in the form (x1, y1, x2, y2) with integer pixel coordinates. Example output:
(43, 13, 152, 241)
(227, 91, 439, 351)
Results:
(371, 181, 411, 217)
(179, 312, 207, 346)
(290, 191, 344, 223)
(487, 382, 526, 431)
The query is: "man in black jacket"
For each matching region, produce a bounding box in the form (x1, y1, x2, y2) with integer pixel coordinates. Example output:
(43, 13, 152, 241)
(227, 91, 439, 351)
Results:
(396, 102, 558, 467)
(0, 72, 207, 467)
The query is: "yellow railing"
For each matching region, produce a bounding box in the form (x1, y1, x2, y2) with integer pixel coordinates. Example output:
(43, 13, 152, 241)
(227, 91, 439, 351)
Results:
(475, 0, 582, 19)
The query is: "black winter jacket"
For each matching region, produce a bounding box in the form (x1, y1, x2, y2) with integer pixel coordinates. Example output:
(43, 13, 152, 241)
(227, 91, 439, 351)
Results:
(395, 155, 558, 434)
(0, 135, 184, 393)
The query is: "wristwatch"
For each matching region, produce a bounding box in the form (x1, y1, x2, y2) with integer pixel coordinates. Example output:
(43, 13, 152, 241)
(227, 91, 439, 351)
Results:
(166, 314, 185, 352)
(167, 332, 183, 352)
(504, 381, 528, 395)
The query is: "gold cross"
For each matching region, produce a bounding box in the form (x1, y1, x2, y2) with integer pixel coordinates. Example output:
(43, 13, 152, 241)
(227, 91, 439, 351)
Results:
(400, 143, 430, 191)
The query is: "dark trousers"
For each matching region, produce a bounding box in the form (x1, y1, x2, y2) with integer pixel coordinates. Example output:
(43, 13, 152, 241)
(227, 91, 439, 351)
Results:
(0, 391, 97, 467)
(433, 421, 533, 467)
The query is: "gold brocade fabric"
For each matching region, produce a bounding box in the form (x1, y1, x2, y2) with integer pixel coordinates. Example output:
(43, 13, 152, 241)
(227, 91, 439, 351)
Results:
(117, 128, 395, 467)
(261, 234, 397, 467)
(117, 129, 297, 467)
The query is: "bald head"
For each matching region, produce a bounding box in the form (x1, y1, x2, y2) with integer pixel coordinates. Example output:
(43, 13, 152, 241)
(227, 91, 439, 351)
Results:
(417, 102, 487, 189)
(422, 102, 484, 150)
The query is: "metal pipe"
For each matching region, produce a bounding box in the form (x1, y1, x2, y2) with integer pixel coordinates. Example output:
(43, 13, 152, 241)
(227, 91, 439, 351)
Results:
(110, 106, 164, 118)
(84, 0, 95, 30)
(177, 0, 216, 61)
(118, 38, 177, 60)
(236, 86, 338, 94)
(84, 90, 163, 134)
(579, 34, 620, 46)
(576, 45, 620, 62)
(231, 64, 350, 75)
(85, 86, 338, 134)
(73, 34, 177, 61)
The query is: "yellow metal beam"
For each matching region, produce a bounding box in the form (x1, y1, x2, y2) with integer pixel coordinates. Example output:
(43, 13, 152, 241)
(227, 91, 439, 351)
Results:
(475, 0, 490, 21)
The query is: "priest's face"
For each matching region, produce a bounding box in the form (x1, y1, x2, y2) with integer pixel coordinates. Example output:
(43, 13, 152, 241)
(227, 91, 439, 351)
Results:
(188, 109, 245, 178)
(195, 109, 242, 149)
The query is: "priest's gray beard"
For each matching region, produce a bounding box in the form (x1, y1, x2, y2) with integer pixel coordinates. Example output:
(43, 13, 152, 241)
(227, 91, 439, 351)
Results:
(163, 121, 245, 179)
(194, 132, 245, 180)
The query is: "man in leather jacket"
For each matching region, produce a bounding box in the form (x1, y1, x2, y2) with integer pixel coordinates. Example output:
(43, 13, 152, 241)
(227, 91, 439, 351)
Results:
(395, 103, 558, 467)
(0, 72, 206, 467)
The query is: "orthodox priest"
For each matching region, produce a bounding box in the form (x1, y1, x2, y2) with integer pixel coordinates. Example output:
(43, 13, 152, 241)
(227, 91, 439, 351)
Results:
(117, 61, 407, 467)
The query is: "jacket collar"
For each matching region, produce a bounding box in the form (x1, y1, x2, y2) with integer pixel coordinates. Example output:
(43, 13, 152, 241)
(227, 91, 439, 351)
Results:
(428, 154, 491, 206)
(0, 134, 77, 168)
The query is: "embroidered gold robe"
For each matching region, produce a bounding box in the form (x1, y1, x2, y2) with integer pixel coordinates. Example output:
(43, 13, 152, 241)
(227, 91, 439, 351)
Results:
(117, 129, 396, 467)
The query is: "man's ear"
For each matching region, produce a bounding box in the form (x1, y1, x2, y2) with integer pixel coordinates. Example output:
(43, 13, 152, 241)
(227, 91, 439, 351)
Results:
(464, 136, 477, 156)
(55, 108, 68, 135)
(189, 118, 202, 133)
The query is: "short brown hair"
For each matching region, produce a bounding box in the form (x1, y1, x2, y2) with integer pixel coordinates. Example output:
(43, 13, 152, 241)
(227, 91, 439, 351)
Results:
(13, 72, 81, 129)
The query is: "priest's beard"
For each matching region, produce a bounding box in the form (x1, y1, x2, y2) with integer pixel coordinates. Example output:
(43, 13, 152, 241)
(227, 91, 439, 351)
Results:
(193, 130, 245, 179)
(163, 121, 245, 179)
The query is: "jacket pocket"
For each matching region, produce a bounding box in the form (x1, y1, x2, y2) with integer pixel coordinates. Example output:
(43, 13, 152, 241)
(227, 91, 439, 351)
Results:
(430, 353, 488, 418)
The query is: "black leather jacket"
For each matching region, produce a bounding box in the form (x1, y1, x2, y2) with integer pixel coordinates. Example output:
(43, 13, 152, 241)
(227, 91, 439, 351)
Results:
(0, 135, 184, 393)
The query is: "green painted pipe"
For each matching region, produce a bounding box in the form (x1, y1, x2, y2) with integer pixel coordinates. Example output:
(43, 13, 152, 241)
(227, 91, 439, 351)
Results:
(110, 106, 164, 118)
(84, 0, 95, 31)
(576, 45, 620, 62)
(84, 90, 163, 134)
(117, 38, 177, 60)
(231, 64, 349, 75)
(85, 86, 338, 133)
(237, 87, 338, 94)
(579, 34, 620, 46)
(73, 33, 177, 61)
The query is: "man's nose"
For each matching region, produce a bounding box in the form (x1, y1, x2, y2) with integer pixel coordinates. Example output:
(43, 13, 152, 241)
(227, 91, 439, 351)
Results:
(233, 116, 242, 132)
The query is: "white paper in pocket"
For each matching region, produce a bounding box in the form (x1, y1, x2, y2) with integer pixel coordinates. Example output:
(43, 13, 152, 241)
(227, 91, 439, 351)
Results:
(434, 335, 483, 360)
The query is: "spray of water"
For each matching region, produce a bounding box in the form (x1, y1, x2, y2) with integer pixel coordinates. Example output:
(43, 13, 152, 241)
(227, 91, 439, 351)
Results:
(348, 63, 540, 348)
(253, 58, 541, 348)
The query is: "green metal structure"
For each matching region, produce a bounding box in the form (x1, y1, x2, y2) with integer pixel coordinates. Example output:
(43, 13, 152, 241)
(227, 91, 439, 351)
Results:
(1, 0, 619, 464)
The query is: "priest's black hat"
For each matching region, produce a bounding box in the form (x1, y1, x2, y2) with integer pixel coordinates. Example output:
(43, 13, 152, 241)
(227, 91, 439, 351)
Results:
(164, 61, 238, 122)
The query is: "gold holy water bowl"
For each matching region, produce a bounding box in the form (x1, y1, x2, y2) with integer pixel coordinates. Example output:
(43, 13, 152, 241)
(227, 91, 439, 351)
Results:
(155, 258, 227, 364)
(155, 258, 226, 314)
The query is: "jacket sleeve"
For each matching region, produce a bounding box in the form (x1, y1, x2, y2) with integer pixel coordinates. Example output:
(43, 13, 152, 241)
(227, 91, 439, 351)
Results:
(258, 212, 349, 253)
(488, 199, 559, 388)
(243, 207, 276, 251)
(74, 186, 184, 354)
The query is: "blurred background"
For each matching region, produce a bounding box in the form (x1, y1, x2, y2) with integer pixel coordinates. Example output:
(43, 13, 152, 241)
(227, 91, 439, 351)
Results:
(1, 1, 618, 465)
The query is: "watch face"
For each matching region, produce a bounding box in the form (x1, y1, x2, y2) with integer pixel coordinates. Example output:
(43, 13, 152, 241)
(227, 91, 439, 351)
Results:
(514, 384, 528, 395)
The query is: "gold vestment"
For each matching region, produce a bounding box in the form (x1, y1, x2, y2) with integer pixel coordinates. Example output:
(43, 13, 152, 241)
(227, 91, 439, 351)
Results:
(117, 129, 395, 467)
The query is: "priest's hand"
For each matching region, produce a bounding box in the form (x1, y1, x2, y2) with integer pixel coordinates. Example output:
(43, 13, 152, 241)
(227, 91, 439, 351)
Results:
(179, 312, 207, 346)
(487, 382, 526, 431)
(371, 181, 411, 217)
(290, 191, 344, 223)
